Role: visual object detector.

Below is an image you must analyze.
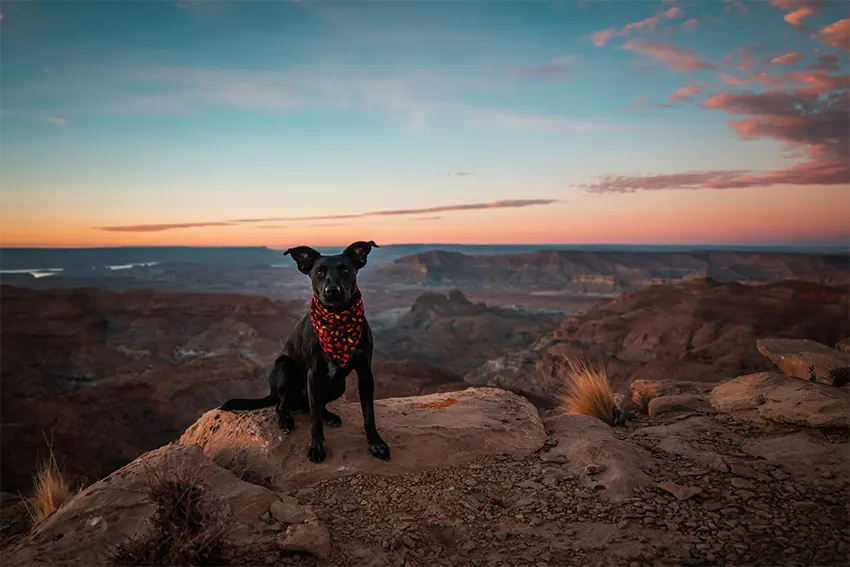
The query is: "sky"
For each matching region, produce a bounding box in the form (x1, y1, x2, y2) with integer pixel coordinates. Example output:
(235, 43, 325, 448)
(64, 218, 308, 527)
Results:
(1, 0, 848, 248)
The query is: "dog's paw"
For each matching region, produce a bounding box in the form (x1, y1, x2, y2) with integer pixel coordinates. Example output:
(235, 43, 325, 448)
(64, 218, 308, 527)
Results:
(278, 413, 295, 433)
(307, 439, 327, 464)
(369, 441, 391, 461)
(322, 410, 343, 428)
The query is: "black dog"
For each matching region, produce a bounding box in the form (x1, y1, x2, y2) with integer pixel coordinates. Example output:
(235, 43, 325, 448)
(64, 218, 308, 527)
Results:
(219, 240, 390, 464)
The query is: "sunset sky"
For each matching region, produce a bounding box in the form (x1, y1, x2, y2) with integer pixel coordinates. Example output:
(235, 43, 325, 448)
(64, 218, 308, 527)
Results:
(1, 0, 848, 248)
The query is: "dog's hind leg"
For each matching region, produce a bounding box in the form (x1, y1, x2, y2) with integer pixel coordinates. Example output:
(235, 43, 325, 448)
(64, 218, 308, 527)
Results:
(270, 356, 296, 433)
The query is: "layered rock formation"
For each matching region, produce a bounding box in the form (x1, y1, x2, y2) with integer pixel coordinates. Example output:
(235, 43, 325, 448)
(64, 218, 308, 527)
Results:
(465, 279, 850, 404)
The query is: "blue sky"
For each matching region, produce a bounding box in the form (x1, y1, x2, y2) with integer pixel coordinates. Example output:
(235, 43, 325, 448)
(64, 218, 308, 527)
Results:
(1, 1, 848, 247)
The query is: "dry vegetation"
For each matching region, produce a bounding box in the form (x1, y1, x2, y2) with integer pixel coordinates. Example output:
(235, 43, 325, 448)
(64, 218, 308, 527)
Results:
(111, 462, 229, 566)
(26, 440, 77, 524)
(557, 357, 625, 426)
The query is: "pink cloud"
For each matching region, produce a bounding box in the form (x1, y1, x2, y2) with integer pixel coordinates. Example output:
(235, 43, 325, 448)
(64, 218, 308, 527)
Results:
(97, 200, 561, 232)
(770, 0, 824, 27)
(669, 83, 704, 101)
(664, 6, 684, 19)
(809, 53, 840, 73)
(680, 18, 700, 31)
(590, 9, 680, 47)
(621, 39, 715, 72)
(783, 72, 850, 95)
(622, 16, 660, 33)
(577, 83, 849, 193)
(770, 52, 804, 66)
(591, 28, 617, 47)
(812, 18, 850, 50)
(719, 72, 785, 88)
(231, 199, 560, 224)
(98, 222, 236, 233)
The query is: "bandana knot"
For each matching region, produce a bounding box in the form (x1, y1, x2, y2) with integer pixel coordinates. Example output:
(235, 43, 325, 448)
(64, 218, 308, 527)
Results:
(309, 289, 365, 367)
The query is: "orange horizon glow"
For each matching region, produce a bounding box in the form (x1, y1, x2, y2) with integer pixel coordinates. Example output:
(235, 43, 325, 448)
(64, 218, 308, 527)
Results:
(2, 183, 847, 249)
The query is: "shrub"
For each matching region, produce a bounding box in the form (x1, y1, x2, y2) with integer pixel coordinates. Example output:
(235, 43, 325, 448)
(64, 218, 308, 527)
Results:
(27, 439, 76, 524)
(111, 461, 229, 566)
(557, 357, 625, 426)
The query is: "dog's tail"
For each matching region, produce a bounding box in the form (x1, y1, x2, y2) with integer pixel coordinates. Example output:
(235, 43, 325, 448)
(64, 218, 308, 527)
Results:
(219, 394, 277, 411)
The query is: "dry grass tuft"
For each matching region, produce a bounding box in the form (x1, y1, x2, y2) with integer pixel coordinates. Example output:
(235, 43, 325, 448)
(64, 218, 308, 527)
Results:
(27, 439, 77, 524)
(557, 357, 626, 426)
(111, 462, 229, 566)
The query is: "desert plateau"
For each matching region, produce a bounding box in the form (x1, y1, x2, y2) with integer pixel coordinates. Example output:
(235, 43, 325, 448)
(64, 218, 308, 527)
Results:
(2, 244, 849, 567)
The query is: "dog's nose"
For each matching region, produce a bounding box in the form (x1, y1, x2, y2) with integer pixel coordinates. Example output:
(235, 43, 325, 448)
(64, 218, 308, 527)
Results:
(325, 285, 341, 297)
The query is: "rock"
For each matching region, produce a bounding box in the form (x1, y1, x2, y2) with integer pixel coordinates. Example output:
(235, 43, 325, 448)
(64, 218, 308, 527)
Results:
(743, 432, 849, 483)
(756, 338, 849, 384)
(584, 464, 607, 475)
(278, 519, 332, 559)
(647, 394, 709, 418)
(730, 478, 755, 490)
(658, 481, 703, 501)
(636, 416, 736, 467)
(4, 444, 280, 566)
(543, 414, 656, 501)
(270, 499, 317, 524)
(729, 463, 770, 482)
(179, 388, 546, 490)
(710, 456, 730, 473)
(630, 380, 715, 410)
(709, 373, 849, 428)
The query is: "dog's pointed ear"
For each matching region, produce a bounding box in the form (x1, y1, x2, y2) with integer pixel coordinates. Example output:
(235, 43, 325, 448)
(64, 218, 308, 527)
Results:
(283, 246, 321, 275)
(343, 240, 379, 270)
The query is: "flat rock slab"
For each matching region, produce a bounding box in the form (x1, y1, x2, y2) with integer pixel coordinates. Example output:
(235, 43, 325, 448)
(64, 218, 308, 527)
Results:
(757, 338, 849, 384)
(543, 414, 655, 501)
(179, 387, 546, 490)
(5, 444, 283, 567)
(743, 432, 849, 484)
(709, 372, 849, 428)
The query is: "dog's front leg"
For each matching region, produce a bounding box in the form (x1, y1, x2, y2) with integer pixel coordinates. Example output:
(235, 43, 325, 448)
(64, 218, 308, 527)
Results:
(306, 369, 327, 464)
(357, 364, 390, 460)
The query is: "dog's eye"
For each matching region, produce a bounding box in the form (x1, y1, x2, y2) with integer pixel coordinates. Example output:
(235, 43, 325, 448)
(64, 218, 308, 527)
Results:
(340, 267, 349, 276)
(316, 268, 326, 278)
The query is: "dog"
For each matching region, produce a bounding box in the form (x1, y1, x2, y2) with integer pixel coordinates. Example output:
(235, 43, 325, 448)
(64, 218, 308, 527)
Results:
(219, 240, 390, 464)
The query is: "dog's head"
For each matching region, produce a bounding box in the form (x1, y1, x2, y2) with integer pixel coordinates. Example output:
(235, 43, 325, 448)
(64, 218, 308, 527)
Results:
(283, 240, 379, 309)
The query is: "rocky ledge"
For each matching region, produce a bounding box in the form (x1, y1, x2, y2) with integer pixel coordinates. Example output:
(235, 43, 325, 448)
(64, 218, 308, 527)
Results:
(4, 380, 848, 567)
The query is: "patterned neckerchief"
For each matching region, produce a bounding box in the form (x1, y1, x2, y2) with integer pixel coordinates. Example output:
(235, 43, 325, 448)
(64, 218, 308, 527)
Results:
(309, 289, 365, 367)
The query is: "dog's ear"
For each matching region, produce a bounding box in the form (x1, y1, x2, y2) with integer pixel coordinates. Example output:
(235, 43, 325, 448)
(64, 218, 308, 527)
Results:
(343, 240, 379, 270)
(283, 246, 321, 275)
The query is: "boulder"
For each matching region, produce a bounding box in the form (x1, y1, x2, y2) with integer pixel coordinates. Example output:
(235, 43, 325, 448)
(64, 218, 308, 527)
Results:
(3, 444, 287, 566)
(709, 372, 849, 428)
(647, 394, 709, 418)
(179, 387, 546, 490)
(542, 414, 656, 501)
(630, 379, 715, 410)
(756, 338, 849, 384)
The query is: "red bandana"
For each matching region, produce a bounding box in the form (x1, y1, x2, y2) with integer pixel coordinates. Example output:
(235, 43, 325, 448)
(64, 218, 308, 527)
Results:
(310, 289, 366, 367)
